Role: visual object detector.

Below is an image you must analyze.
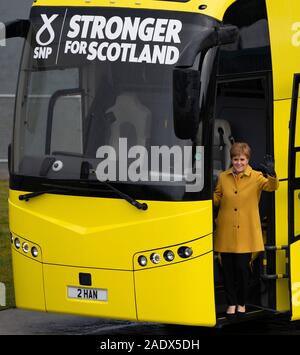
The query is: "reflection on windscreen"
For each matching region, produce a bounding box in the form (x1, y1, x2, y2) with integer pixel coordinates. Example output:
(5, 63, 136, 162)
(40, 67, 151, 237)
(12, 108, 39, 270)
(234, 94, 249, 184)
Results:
(15, 58, 197, 185)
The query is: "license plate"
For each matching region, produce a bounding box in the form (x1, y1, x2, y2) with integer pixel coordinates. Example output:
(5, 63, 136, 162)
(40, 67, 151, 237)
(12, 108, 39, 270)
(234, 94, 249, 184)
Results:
(67, 286, 108, 301)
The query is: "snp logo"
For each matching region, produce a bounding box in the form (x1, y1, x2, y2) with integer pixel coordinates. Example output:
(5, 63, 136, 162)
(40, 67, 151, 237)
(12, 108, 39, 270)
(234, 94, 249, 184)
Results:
(34, 14, 59, 59)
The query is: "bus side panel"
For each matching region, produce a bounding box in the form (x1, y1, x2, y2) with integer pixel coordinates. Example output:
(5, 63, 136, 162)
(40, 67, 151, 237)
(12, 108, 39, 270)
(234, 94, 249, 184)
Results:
(290, 240, 300, 320)
(12, 250, 46, 311)
(43, 265, 137, 320)
(274, 100, 291, 311)
(274, 100, 290, 179)
(134, 251, 215, 327)
(266, 0, 300, 101)
(274, 180, 290, 311)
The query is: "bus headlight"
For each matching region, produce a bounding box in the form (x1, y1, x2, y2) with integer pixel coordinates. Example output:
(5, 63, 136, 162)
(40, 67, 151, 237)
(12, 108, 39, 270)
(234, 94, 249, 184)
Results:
(31, 247, 39, 258)
(138, 255, 147, 267)
(178, 246, 193, 258)
(22, 242, 29, 253)
(150, 253, 161, 264)
(14, 238, 20, 249)
(163, 250, 175, 262)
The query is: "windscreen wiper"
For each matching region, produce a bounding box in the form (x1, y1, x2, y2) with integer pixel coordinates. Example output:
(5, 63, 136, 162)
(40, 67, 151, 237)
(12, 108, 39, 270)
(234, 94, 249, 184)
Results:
(79, 162, 148, 210)
(19, 189, 61, 201)
(18, 186, 83, 201)
(97, 180, 148, 211)
(18, 182, 148, 211)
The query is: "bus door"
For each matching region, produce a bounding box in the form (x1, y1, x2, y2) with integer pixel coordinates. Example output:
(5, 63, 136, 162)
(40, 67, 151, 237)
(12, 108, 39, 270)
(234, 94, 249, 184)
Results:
(288, 73, 300, 321)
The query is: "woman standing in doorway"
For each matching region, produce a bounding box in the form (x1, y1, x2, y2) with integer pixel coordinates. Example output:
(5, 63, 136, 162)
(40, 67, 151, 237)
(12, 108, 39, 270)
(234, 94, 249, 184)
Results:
(213, 142, 279, 317)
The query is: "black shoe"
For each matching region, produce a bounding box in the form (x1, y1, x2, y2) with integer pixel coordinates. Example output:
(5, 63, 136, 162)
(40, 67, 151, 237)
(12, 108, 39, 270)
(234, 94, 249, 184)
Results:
(225, 312, 237, 319)
(226, 313, 236, 320)
(237, 305, 246, 317)
(237, 311, 246, 318)
(225, 305, 236, 319)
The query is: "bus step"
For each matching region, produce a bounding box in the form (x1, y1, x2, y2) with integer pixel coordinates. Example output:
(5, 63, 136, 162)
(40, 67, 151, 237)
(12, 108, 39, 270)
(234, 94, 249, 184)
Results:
(260, 273, 289, 280)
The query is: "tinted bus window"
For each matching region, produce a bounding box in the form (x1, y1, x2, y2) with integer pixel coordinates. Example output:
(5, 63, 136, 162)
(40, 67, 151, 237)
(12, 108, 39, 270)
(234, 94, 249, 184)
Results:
(218, 0, 272, 75)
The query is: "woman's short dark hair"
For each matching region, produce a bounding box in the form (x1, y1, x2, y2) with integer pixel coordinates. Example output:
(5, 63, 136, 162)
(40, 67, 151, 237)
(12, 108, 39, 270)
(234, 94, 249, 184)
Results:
(230, 142, 251, 159)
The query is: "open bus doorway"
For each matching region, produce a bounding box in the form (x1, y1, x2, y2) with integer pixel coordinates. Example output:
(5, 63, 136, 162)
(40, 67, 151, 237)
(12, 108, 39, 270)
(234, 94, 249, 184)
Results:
(208, 0, 280, 322)
(213, 74, 276, 317)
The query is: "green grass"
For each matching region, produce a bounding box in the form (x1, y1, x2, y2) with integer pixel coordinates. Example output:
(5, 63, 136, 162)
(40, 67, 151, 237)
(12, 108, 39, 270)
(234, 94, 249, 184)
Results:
(0, 180, 15, 309)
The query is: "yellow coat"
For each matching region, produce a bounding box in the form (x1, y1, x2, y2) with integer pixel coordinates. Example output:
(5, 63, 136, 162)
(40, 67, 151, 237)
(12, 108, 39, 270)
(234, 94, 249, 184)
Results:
(213, 165, 279, 253)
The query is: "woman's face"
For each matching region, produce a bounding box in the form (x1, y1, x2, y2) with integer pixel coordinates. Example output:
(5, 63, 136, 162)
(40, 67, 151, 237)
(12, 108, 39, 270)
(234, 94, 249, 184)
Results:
(231, 154, 249, 174)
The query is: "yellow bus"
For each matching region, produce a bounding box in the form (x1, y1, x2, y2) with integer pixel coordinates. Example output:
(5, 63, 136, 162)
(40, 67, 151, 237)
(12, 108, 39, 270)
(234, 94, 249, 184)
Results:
(3, 0, 300, 327)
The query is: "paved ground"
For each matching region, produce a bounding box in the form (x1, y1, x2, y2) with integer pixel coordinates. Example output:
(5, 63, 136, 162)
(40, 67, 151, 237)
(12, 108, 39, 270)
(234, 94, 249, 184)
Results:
(0, 308, 145, 335)
(2, 307, 300, 336)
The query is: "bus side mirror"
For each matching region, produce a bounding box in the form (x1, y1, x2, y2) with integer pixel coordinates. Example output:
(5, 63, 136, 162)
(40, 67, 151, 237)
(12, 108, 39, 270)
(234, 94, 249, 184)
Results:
(173, 68, 201, 140)
(0, 19, 30, 41)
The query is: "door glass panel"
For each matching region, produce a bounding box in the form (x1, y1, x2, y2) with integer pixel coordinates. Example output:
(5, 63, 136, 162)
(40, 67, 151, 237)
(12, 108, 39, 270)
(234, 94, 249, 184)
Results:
(290, 241, 300, 320)
(296, 151, 300, 179)
(295, 98, 300, 147)
(294, 190, 300, 238)
(289, 75, 300, 320)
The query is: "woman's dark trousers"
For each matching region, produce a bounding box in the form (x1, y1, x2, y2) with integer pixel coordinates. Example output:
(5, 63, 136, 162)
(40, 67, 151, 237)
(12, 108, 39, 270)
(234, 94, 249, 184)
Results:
(221, 252, 252, 306)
